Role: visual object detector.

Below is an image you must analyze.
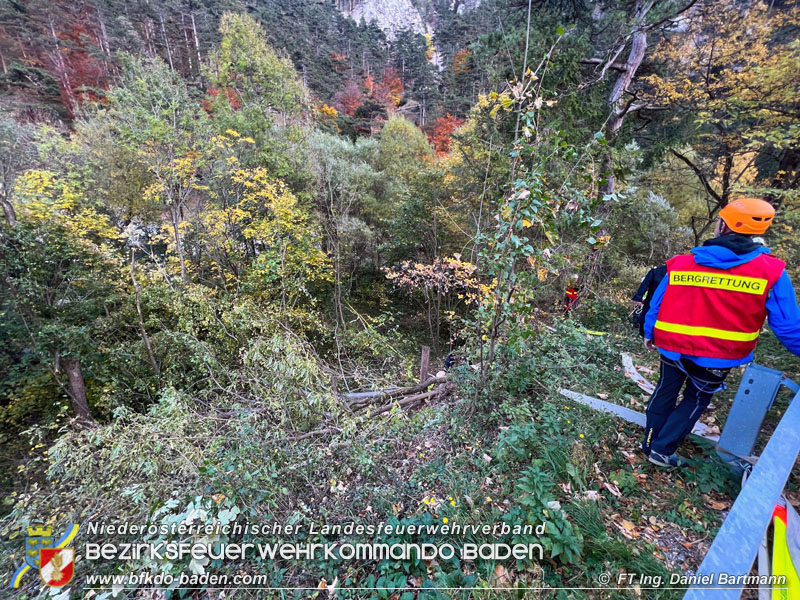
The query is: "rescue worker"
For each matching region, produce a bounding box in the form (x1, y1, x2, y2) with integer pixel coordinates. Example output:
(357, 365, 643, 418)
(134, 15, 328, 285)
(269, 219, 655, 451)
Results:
(564, 280, 579, 313)
(632, 264, 667, 337)
(642, 197, 800, 468)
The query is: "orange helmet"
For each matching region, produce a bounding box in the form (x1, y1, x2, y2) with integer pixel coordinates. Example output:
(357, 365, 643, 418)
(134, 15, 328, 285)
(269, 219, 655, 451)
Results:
(719, 197, 775, 235)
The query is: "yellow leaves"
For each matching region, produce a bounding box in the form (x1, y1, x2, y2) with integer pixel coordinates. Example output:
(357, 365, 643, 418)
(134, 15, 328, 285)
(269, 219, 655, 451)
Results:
(486, 90, 515, 119)
(171, 153, 200, 180)
(14, 170, 58, 218)
(522, 218, 532, 228)
(71, 207, 121, 241)
(14, 170, 120, 241)
(142, 182, 163, 205)
(645, 0, 797, 161)
(537, 267, 548, 282)
(319, 104, 338, 119)
(201, 166, 332, 296)
(423, 32, 435, 60)
(385, 256, 489, 307)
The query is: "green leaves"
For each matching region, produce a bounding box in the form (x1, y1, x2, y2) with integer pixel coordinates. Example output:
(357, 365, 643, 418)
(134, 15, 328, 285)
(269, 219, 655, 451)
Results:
(206, 13, 307, 118)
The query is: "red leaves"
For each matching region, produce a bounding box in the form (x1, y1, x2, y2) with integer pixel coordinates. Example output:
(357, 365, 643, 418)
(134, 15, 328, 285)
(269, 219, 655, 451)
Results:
(453, 49, 470, 74)
(330, 52, 348, 71)
(202, 87, 242, 112)
(332, 68, 405, 118)
(332, 79, 363, 116)
(427, 114, 465, 156)
(372, 67, 404, 109)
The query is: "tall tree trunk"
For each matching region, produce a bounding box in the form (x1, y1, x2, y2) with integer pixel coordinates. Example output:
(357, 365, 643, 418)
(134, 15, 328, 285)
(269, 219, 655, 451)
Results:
(182, 14, 194, 74)
(171, 206, 187, 286)
(61, 357, 92, 422)
(190, 13, 201, 78)
(131, 249, 160, 375)
(160, 13, 174, 70)
(720, 151, 733, 207)
(143, 18, 157, 58)
(1, 195, 16, 227)
(333, 237, 346, 331)
(97, 10, 111, 57)
(48, 15, 78, 115)
(600, 0, 655, 197)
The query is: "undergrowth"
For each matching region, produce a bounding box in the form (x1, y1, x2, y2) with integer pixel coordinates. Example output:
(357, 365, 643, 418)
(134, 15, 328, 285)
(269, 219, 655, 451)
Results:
(1, 318, 791, 599)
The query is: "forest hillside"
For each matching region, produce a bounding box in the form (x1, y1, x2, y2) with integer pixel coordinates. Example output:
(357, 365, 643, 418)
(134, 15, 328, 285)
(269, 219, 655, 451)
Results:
(1, 0, 800, 598)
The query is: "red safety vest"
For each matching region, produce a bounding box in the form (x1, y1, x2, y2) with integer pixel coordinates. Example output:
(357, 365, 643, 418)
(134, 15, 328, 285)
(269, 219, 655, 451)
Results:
(653, 252, 785, 359)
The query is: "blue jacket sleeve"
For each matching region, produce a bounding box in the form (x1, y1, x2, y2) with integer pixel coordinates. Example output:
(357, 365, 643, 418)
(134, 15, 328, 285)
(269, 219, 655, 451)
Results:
(766, 271, 800, 357)
(632, 268, 653, 301)
(643, 275, 668, 339)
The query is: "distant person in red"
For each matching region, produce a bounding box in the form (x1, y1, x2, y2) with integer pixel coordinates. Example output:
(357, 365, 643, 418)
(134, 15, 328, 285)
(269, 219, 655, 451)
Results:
(564, 281, 579, 313)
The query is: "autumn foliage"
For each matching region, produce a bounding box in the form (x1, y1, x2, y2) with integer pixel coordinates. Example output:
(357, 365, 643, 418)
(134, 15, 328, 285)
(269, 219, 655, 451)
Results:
(452, 49, 470, 74)
(332, 67, 405, 118)
(372, 67, 404, 110)
(332, 79, 363, 116)
(427, 113, 465, 156)
(202, 87, 243, 112)
(10, 15, 110, 117)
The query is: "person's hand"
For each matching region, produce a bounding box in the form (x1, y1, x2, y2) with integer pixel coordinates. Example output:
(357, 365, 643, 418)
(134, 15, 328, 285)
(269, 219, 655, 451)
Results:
(644, 338, 656, 352)
(633, 301, 644, 308)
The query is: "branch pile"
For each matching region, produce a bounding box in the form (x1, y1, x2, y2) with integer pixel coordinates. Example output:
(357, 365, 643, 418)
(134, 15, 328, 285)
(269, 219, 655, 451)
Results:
(344, 374, 455, 416)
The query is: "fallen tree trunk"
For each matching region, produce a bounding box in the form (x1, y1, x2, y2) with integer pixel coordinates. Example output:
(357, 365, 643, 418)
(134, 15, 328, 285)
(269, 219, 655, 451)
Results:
(366, 383, 456, 418)
(345, 375, 448, 409)
(269, 381, 456, 446)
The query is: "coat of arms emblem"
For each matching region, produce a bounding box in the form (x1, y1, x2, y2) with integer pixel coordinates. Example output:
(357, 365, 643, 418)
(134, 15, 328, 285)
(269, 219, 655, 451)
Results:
(39, 548, 75, 587)
(24, 524, 54, 569)
(10, 523, 79, 589)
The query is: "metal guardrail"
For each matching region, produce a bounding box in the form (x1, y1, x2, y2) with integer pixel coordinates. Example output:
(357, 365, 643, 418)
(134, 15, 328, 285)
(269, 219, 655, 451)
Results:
(561, 359, 800, 600)
(684, 386, 800, 599)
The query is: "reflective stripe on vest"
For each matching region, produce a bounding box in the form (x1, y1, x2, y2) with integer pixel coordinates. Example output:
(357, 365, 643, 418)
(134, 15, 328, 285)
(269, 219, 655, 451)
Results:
(772, 505, 800, 598)
(654, 320, 761, 342)
(653, 252, 786, 360)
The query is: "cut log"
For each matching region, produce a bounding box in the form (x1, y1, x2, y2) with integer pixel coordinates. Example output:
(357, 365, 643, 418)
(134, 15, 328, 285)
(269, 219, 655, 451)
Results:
(367, 384, 456, 418)
(345, 375, 448, 409)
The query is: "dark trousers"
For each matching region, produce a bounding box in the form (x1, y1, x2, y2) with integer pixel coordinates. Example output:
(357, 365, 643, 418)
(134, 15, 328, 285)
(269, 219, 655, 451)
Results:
(643, 356, 730, 456)
(634, 305, 647, 338)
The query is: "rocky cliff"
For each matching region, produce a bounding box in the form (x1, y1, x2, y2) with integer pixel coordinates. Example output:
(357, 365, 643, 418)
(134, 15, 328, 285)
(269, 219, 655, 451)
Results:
(337, 0, 482, 39)
(338, 0, 428, 39)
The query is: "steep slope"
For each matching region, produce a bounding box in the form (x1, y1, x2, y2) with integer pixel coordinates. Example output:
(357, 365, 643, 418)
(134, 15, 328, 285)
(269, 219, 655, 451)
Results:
(340, 0, 427, 38)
